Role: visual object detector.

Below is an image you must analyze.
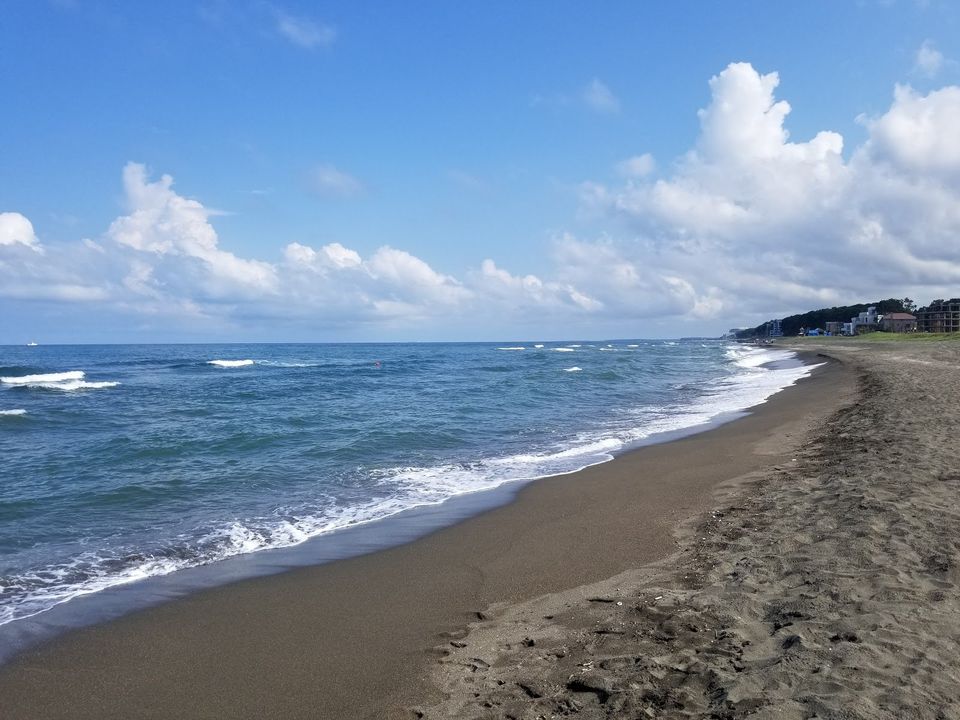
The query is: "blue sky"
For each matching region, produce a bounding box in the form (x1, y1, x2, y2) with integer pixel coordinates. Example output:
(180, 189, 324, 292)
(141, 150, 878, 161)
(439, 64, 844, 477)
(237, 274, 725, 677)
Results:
(3, 1, 960, 342)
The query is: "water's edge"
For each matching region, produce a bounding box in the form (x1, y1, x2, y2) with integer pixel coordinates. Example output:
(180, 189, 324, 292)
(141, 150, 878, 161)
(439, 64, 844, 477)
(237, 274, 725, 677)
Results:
(0, 351, 824, 666)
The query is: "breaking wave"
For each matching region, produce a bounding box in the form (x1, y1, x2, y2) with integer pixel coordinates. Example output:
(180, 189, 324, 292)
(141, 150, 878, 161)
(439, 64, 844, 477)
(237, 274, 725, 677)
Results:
(207, 359, 255, 368)
(0, 341, 820, 630)
(0, 371, 118, 391)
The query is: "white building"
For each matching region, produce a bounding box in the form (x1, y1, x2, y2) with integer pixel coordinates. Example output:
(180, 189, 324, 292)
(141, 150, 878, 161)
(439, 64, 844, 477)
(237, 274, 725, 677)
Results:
(849, 306, 879, 335)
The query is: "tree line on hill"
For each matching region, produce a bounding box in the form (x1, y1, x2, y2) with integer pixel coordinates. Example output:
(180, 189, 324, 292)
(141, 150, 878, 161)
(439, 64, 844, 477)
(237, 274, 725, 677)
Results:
(736, 298, 913, 339)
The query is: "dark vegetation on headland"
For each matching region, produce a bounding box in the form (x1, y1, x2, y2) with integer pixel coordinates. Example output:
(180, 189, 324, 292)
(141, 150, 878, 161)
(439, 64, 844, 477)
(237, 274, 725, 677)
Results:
(735, 298, 912, 339)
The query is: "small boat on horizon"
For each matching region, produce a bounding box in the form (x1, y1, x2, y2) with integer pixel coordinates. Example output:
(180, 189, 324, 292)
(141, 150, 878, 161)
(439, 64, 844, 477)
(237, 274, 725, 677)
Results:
(26, 341, 38, 347)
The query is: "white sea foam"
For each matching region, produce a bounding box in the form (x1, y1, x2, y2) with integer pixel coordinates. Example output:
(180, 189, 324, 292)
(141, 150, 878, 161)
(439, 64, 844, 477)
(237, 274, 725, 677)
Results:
(564, 366, 582, 372)
(552, 347, 574, 352)
(207, 359, 255, 367)
(724, 345, 795, 369)
(0, 343, 821, 629)
(255, 360, 320, 368)
(1, 371, 84, 385)
(533, 344, 544, 349)
(567, 344, 582, 348)
(43, 380, 118, 390)
(497, 347, 525, 351)
(0, 409, 27, 416)
(627, 344, 639, 348)
(0, 371, 118, 391)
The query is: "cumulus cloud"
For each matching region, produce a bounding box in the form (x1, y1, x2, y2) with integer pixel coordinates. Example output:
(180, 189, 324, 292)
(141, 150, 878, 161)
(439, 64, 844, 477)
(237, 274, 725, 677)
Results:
(862, 84, 960, 181)
(580, 61, 960, 324)
(107, 163, 277, 297)
(7, 62, 960, 339)
(0, 212, 40, 249)
(0, 213, 111, 302)
(582, 78, 620, 114)
(275, 11, 335, 49)
(475, 258, 601, 313)
(0, 167, 474, 333)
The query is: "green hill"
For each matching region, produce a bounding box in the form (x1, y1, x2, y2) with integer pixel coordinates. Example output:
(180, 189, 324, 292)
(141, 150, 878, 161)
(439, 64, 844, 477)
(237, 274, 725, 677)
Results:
(736, 298, 910, 338)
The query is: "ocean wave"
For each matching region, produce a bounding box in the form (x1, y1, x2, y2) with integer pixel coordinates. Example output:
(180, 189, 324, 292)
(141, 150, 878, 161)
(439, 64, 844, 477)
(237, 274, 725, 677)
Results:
(1, 371, 84, 385)
(0, 344, 821, 629)
(0, 371, 118, 391)
(255, 361, 320, 368)
(552, 347, 575, 352)
(207, 359, 255, 368)
(533, 344, 544, 349)
(627, 344, 639, 348)
(0, 409, 27, 416)
(724, 344, 795, 370)
(564, 367, 582, 372)
(497, 347, 525, 351)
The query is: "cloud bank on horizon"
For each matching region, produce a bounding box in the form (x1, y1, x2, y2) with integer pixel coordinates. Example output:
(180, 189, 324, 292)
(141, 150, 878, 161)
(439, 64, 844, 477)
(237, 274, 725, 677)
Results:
(4, 62, 960, 340)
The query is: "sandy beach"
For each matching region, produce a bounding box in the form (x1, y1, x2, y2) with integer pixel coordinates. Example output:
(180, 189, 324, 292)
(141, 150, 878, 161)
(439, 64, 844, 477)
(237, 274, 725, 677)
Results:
(0, 349, 856, 719)
(426, 338, 960, 718)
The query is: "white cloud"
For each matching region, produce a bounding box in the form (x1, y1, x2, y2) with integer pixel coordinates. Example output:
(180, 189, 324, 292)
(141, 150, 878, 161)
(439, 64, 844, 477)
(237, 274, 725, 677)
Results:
(914, 40, 945, 77)
(579, 62, 960, 325)
(367, 246, 470, 306)
(8, 63, 960, 339)
(107, 163, 277, 297)
(474, 258, 601, 313)
(278, 242, 474, 328)
(275, 12, 335, 49)
(0, 212, 40, 249)
(863, 84, 960, 181)
(308, 164, 364, 198)
(284, 241, 361, 271)
(582, 78, 620, 114)
(616, 154, 655, 178)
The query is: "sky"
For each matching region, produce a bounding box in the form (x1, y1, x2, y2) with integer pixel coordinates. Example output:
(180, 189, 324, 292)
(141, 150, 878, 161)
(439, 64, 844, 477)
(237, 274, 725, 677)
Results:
(2, 1, 960, 343)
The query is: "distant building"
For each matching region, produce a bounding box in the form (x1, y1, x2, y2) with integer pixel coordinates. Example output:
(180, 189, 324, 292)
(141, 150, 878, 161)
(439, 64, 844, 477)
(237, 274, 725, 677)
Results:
(825, 321, 842, 335)
(768, 319, 783, 337)
(881, 312, 917, 333)
(916, 299, 960, 333)
(851, 306, 880, 335)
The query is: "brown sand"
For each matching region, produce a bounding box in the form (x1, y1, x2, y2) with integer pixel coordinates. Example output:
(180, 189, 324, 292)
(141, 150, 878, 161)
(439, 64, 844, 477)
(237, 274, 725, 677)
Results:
(425, 338, 960, 719)
(0, 354, 850, 720)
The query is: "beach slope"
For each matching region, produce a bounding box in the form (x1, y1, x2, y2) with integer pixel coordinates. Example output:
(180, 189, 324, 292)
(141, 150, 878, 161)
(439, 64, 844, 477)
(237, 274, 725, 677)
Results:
(0, 353, 848, 719)
(424, 339, 960, 718)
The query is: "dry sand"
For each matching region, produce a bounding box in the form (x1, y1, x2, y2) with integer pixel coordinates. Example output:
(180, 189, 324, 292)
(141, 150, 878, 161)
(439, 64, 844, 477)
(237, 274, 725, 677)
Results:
(424, 338, 960, 719)
(0, 350, 853, 719)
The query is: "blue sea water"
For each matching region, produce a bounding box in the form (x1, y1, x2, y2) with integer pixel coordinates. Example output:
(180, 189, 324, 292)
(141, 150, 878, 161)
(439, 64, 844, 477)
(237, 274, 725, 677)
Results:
(0, 340, 814, 631)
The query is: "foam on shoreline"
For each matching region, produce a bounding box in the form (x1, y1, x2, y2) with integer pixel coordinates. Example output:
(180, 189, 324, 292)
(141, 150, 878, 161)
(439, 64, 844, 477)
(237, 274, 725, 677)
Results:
(0, 344, 820, 631)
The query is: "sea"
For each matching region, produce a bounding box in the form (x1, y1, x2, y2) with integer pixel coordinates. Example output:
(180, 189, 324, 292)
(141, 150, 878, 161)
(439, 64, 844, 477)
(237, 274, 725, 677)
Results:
(0, 340, 815, 654)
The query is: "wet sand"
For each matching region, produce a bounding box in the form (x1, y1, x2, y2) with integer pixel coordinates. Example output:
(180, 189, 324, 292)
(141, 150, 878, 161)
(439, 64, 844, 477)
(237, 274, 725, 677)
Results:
(427, 338, 960, 719)
(0, 353, 850, 719)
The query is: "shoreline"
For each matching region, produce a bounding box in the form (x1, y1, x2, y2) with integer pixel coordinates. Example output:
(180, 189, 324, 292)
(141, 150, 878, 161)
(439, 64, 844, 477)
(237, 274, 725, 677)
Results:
(0, 349, 812, 666)
(426, 338, 960, 717)
(0, 352, 851, 719)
